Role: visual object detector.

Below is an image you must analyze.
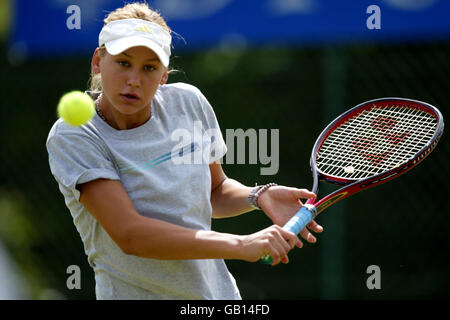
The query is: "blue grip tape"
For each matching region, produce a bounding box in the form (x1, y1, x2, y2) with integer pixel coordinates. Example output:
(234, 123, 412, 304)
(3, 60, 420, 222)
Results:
(260, 205, 316, 265)
(283, 206, 314, 235)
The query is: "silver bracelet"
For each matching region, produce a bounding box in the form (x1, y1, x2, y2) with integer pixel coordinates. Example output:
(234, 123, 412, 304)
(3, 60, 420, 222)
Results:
(248, 183, 278, 210)
(248, 185, 263, 210)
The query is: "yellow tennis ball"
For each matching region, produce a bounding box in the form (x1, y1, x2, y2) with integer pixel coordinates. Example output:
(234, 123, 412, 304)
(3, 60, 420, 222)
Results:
(57, 91, 95, 126)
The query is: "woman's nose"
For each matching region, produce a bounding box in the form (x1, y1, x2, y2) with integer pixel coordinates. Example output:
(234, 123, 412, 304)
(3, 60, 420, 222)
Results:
(126, 69, 141, 87)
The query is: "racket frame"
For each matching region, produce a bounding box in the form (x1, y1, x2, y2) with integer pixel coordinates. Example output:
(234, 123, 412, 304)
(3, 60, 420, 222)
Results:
(260, 97, 443, 265)
(306, 97, 444, 215)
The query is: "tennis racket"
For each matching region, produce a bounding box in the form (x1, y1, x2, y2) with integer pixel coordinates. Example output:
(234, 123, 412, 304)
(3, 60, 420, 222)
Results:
(261, 97, 444, 264)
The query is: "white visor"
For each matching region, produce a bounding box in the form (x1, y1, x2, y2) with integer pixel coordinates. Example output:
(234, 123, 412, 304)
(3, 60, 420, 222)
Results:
(99, 18, 171, 67)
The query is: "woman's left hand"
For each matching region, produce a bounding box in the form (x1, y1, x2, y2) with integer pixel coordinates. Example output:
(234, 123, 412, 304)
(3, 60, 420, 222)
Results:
(257, 186, 323, 247)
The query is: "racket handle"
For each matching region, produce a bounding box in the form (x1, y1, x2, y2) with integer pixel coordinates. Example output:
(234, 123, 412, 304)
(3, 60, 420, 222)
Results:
(260, 204, 317, 265)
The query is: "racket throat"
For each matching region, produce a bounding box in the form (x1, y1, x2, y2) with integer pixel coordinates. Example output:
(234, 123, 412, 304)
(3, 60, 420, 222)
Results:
(303, 204, 318, 218)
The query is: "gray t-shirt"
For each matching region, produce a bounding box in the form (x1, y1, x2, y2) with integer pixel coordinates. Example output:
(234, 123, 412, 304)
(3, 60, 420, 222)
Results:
(46, 83, 241, 300)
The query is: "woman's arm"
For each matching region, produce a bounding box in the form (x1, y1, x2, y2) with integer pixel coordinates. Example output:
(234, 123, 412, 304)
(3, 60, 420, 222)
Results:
(209, 160, 254, 218)
(78, 178, 298, 265)
(209, 161, 324, 245)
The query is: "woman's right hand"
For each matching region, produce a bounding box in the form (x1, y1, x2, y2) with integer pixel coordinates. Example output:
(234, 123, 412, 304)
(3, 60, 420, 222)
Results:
(238, 225, 300, 266)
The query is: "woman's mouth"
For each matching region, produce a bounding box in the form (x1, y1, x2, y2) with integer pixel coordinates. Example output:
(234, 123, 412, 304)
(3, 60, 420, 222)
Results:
(120, 93, 140, 103)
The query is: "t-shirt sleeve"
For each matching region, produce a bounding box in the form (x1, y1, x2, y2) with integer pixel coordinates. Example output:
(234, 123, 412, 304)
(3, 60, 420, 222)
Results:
(197, 91, 228, 164)
(46, 132, 120, 200)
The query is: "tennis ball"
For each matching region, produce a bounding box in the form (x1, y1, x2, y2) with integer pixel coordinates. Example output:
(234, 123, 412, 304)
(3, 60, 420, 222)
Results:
(57, 91, 95, 126)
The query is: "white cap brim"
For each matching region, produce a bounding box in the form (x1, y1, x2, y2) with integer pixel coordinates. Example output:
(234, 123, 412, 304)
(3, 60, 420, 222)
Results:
(99, 19, 171, 67)
(105, 36, 170, 67)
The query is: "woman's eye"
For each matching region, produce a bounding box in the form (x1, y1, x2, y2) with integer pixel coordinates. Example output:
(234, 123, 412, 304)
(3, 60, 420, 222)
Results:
(118, 61, 129, 67)
(144, 65, 156, 72)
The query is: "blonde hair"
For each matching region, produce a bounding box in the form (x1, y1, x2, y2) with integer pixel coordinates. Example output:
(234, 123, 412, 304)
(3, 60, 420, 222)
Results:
(88, 2, 172, 92)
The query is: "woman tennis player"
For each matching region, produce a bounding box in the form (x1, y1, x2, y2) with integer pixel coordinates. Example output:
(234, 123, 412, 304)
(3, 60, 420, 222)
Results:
(46, 2, 323, 299)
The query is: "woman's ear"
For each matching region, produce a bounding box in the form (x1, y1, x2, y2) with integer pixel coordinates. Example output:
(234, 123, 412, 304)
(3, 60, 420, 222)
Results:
(91, 48, 102, 74)
(160, 68, 169, 85)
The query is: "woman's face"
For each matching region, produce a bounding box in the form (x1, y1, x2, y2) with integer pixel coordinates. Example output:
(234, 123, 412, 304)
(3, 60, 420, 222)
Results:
(96, 46, 167, 117)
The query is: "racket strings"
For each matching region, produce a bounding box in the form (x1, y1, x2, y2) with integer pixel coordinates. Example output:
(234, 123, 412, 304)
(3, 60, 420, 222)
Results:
(316, 104, 438, 179)
(320, 106, 436, 178)
(326, 109, 433, 171)
(321, 108, 435, 178)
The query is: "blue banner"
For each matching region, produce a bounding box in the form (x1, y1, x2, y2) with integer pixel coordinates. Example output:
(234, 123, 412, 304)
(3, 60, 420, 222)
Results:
(10, 0, 450, 58)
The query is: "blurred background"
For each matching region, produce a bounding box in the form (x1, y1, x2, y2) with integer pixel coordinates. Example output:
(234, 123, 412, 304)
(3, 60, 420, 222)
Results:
(0, 0, 449, 300)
